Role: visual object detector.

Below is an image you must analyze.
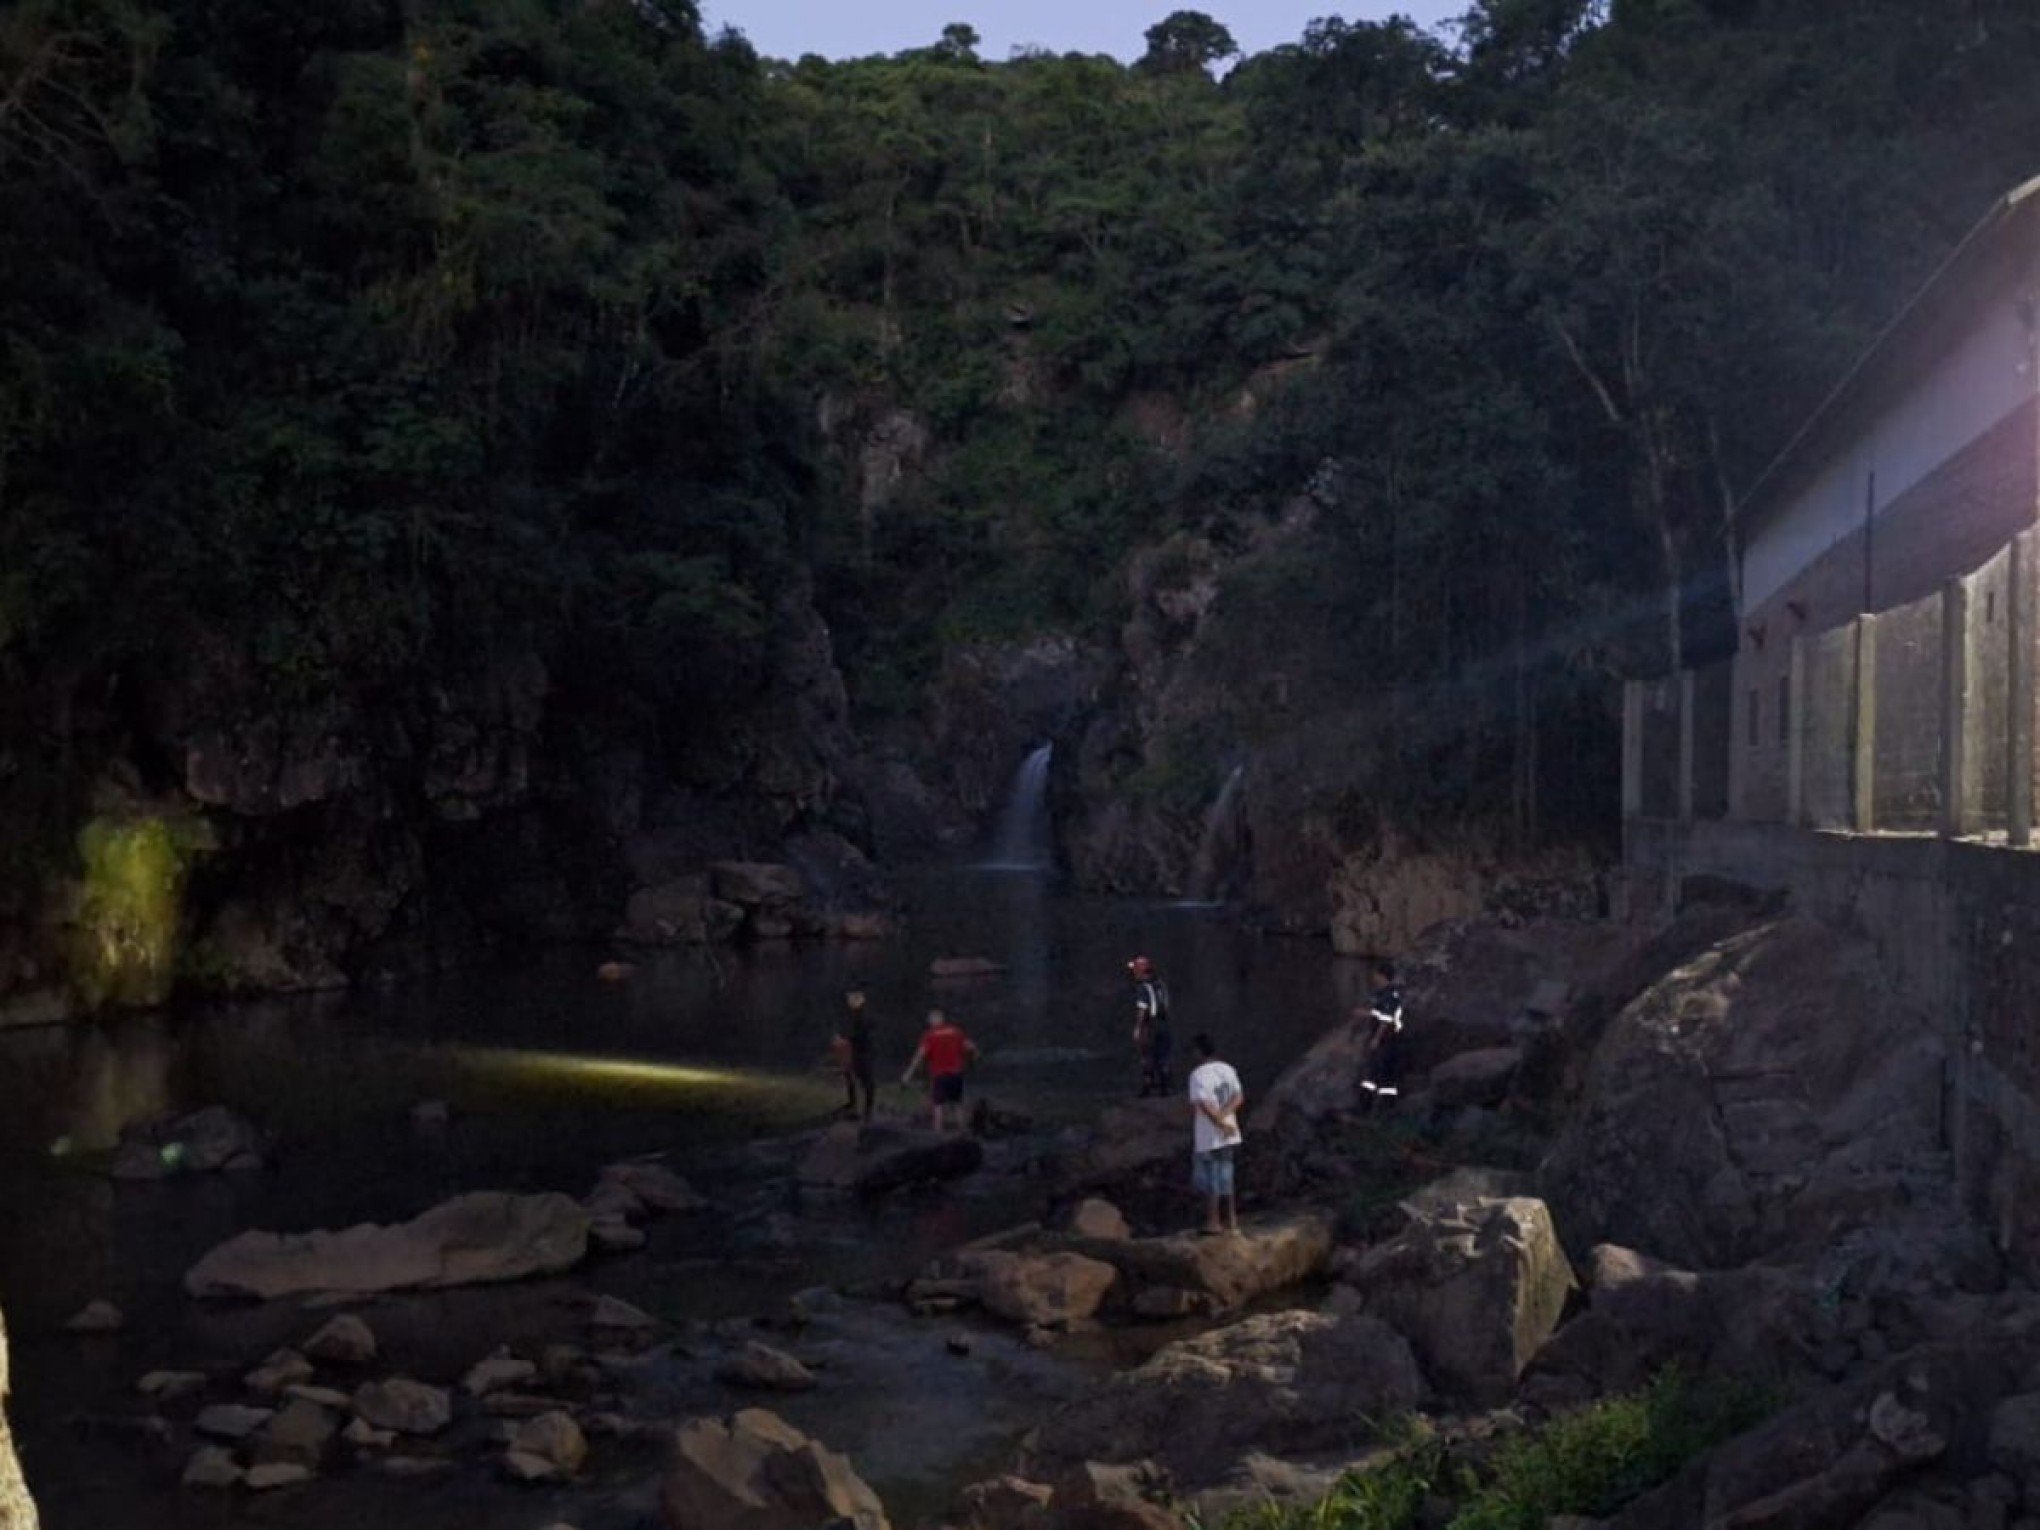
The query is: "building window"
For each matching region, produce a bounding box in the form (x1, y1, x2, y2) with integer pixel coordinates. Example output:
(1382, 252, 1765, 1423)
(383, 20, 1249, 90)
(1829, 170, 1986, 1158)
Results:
(1748, 688, 1760, 748)
(1777, 675, 1790, 747)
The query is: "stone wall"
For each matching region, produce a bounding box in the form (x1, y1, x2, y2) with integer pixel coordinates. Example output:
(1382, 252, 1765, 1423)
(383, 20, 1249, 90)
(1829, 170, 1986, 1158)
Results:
(1624, 818, 2040, 1273)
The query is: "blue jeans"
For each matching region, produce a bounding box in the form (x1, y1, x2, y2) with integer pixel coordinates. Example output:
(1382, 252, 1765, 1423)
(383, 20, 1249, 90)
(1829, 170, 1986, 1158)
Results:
(1192, 1145, 1236, 1197)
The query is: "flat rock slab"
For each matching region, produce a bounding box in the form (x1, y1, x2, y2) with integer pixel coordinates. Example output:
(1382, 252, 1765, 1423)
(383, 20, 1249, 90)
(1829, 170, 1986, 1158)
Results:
(184, 1191, 590, 1300)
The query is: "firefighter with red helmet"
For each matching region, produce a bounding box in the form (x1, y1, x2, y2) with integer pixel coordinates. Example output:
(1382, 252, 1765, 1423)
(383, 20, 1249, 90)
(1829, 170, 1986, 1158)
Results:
(1128, 955, 1173, 1097)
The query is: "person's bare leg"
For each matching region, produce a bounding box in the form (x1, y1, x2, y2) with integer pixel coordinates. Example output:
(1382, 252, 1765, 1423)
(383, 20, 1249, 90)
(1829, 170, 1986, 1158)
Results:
(1202, 1190, 1222, 1234)
(1224, 1190, 1239, 1233)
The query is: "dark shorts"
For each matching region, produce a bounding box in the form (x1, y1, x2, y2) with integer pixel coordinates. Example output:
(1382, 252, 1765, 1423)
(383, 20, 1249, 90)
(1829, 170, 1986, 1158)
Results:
(931, 1072, 964, 1105)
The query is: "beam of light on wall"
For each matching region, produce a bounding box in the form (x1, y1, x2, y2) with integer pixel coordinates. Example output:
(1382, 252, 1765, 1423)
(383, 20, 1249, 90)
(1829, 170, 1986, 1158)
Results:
(72, 815, 208, 1009)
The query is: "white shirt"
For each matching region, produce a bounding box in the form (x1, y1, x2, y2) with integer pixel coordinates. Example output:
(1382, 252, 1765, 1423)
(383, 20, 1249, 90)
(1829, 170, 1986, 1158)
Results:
(1188, 1060, 1244, 1154)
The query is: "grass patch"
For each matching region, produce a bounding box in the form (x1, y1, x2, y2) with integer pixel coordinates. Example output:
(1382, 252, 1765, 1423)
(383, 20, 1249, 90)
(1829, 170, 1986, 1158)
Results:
(1202, 1371, 1772, 1530)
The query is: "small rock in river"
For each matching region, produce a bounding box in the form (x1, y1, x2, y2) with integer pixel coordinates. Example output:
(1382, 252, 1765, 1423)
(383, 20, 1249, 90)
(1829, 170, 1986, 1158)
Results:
(244, 1347, 313, 1396)
(463, 1348, 537, 1397)
(302, 1313, 377, 1366)
(352, 1377, 451, 1436)
(589, 1217, 646, 1253)
(588, 1294, 660, 1337)
(341, 1417, 394, 1450)
(714, 1340, 816, 1392)
(181, 1446, 243, 1489)
(246, 1462, 313, 1491)
(65, 1300, 124, 1334)
(138, 1370, 208, 1401)
(502, 1410, 587, 1482)
(947, 1333, 974, 1357)
(195, 1402, 274, 1440)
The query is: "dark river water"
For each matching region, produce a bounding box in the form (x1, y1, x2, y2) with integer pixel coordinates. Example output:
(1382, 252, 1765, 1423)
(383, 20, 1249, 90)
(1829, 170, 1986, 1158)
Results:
(0, 868, 1371, 1530)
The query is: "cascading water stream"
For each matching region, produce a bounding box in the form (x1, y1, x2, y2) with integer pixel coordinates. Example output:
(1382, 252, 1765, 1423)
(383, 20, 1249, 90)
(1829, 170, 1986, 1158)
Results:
(983, 742, 1055, 872)
(1182, 764, 1246, 904)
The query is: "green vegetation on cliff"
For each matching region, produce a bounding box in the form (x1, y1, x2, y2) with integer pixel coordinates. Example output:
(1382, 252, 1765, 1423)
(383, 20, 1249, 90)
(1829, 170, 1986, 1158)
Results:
(1211, 1369, 1771, 1530)
(5, 0, 2040, 929)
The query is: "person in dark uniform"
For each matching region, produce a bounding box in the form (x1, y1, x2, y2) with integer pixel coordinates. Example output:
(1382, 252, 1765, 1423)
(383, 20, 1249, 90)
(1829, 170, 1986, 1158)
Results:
(834, 989, 876, 1121)
(1357, 959, 1404, 1105)
(1129, 955, 1173, 1097)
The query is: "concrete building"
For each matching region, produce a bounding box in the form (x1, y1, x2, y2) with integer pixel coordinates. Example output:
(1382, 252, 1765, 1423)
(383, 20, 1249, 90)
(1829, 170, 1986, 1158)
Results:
(1619, 173, 2040, 1268)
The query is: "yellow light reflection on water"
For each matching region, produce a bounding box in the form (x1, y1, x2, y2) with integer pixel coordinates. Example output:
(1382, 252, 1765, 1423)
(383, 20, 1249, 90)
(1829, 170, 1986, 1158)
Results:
(455, 1047, 770, 1098)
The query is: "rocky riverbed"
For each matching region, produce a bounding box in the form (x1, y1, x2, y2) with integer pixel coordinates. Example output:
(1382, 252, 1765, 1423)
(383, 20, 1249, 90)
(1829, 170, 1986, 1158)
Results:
(6, 879, 2037, 1530)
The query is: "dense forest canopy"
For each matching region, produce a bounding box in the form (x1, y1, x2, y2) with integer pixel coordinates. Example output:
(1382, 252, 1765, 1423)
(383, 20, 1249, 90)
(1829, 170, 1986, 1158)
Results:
(5, 0, 2040, 876)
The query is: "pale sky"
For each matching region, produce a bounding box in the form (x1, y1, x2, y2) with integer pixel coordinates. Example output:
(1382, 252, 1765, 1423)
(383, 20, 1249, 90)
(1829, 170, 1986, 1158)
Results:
(702, 2, 1470, 64)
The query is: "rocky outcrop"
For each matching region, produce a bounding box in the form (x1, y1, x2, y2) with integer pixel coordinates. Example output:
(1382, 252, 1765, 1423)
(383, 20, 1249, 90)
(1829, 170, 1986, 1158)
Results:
(109, 1105, 266, 1179)
(1, 555, 890, 1019)
(0, 1305, 36, 1530)
(917, 1214, 1333, 1327)
(662, 1408, 889, 1530)
(184, 1191, 590, 1299)
(1541, 917, 1965, 1272)
(1063, 1213, 1336, 1315)
(1606, 1333, 2040, 1530)
(1529, 1244, 1821, 1399)
(798, 1122, 984, 1197)
(1335, 1196, 1576, 1405)
(1024, 1310, 1426, 1487)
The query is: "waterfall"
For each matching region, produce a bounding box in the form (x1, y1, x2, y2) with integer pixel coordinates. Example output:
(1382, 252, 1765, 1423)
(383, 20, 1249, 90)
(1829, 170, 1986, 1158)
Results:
(1184, 764, 1247, 903)
(983, 742, 1054, 871)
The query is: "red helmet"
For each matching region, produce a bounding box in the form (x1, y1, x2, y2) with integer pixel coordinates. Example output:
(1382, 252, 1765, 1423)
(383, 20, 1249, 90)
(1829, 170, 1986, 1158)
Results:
(1127, 956, 1154, 978)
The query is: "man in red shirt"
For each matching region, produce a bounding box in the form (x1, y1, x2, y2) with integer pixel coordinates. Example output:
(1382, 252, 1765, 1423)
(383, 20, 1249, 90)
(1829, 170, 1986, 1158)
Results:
(901, 1008, 979, 1132)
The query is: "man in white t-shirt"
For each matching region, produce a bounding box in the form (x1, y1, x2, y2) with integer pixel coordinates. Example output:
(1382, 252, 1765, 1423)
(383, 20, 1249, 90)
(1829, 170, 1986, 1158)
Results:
(1186, 1032, 1243, 1235)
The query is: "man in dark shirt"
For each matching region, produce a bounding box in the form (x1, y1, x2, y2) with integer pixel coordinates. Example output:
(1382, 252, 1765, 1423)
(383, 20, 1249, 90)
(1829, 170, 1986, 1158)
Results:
(1358, 959, 1404, 1105)
(837, 989, 876, 1121)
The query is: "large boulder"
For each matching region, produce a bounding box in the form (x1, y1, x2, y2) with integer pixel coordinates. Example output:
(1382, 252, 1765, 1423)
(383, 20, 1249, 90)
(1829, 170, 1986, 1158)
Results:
(1427, 1047, 1523, 1111)
(618, 878, 744, 946)
(1065, 1213, 1336, 1314)
(661, 1408, 889, 1530)
(710, 862, 807, 909)
(1541, 918, 1953, 1270)
(184, 1191, 590, 1299)
(1055, 1098, 1185, 1195)
(1530, 1244, 1820, 1397)
(798, 1122, 983, 1197)
(1341, 1196, 1574, 1405)
(974, 1252, 1121, 1329)
(1025, 1310, 1426, 1487)
(0, 1305, 36, 1530)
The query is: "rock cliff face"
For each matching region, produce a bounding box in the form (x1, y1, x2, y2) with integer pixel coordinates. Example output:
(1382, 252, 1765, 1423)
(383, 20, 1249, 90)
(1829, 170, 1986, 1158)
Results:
(0, 570, 883, 1023)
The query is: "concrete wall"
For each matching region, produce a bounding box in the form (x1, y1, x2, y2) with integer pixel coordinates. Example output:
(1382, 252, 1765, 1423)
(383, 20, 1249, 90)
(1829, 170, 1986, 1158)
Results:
(1625, 818, 2040, 1271)
(1744, 297, 2035, 617)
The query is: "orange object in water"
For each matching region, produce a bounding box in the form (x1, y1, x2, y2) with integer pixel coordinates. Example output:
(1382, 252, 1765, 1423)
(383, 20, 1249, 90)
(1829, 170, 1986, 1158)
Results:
(596, 961, 634, 983)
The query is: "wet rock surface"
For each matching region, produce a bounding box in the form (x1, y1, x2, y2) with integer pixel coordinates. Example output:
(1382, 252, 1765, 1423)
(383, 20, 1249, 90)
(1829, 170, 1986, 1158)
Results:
(184, 1192, 592, 1299)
